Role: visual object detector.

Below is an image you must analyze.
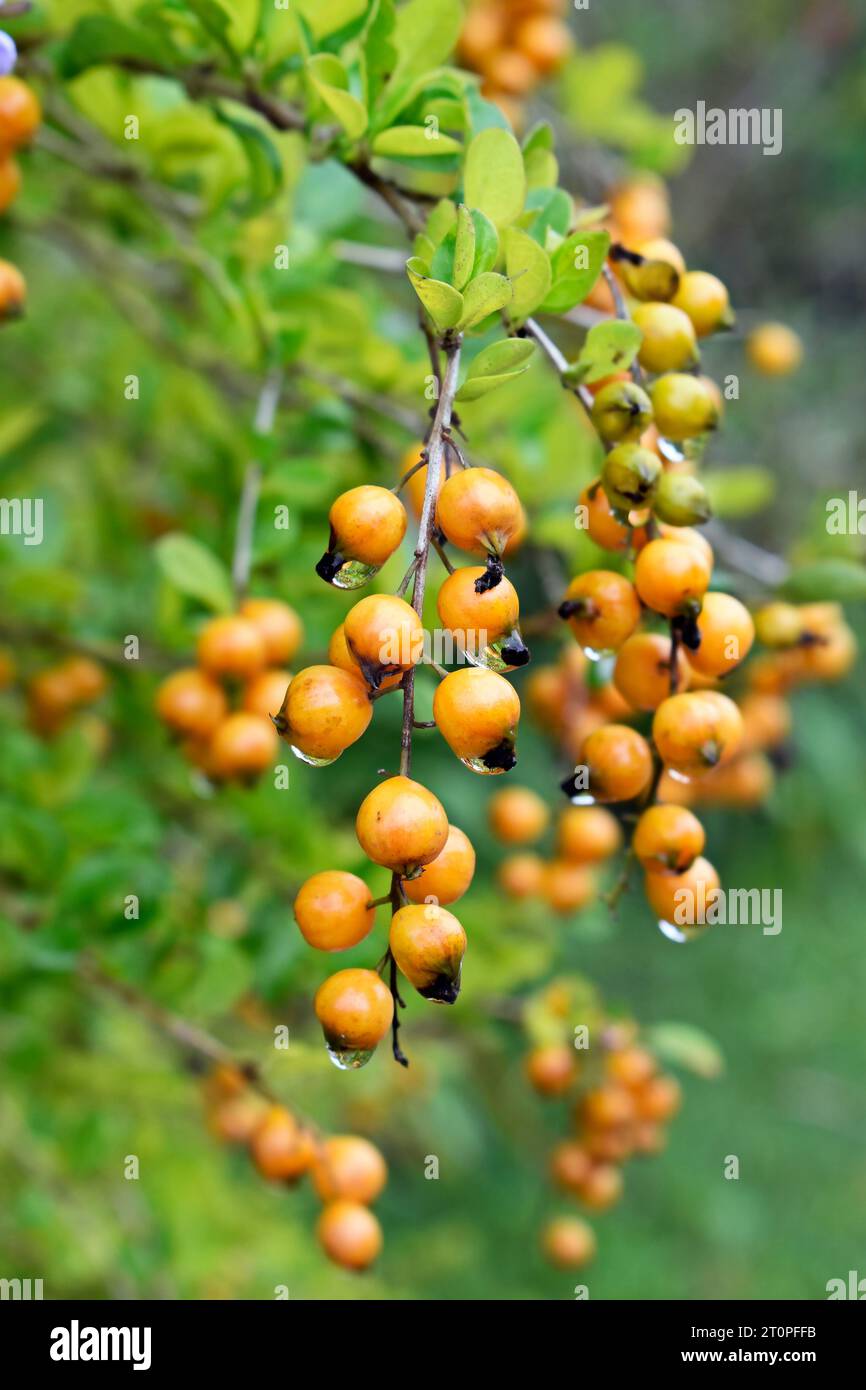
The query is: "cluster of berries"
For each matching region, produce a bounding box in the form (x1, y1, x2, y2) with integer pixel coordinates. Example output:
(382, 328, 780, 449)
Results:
(155, 599, 301, 782)
(523, 982, 681, 1271)
(23, 654, 108, 740)
(489, 784, 621, 916)
(204, 1063, 386, 1271)
(457, 0, 571, 127)
(0, 72, 40, 321)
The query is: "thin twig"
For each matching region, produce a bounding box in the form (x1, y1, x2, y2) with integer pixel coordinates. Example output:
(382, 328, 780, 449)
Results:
(232, 367, 282, 601)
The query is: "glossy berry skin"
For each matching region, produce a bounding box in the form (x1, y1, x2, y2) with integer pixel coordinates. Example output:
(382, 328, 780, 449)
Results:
(579, 481, 647, 553)
(403, 823, 476, 906)
(636, 236, 687, 276)
(542, 1216, 597, 1269)
(344, 593, 423, 683)
(208, 711, 278, 780)
(488, 785, 549, 844)
(433, 668, 521, 774)
(579, 724, 653, 803)
(644, 854, 720, 927)
(649, 373, 719, 440)
(525, 1045, 578, 1097)
(294, 870, 375, 952)
(746, 322, 803, 376)
(317, 1199, 383, 1271)
(560, 570, 641, 653)
(207, 1094, 266, 1146)
(614, 632, 690, 711)
(601, 443, 661, 512)
(651, 472, 712, 527)
(609, 174, 670, 242)
(634, 537, 712, 617)
(633, 301, 698, 373)
(437, 566, 521, 647)
(389, 902, 467, 1003)
(328, 623, 403, 693)
(355, 775, 448, 875)
(543, 859, 596, 914)
(156, 668, 228, 739)
(238, 597, 303, 665)
(590, 380, 653, 445)
(314, 968, 394, 1055)
(497, 852, 544, 898)
(0, 155, 19, 213)
(250, 1106, 315, 1182)
(436, 467, 523, 557)
(578, 1163, 623, 1211)
(311, 1136, 387, 1205)
(276, 664, 371, 763)
(672, 270, 732, 337)
(689, 592, 755, 677)
(0, 77, 40, 153)
(197, 614, 266, 680)
(556, 805, 622, 863)
(656, 522, 714, 568)
(0, 256, 24, 319)
(241, 668, 292, 722)
(326, 485, 407, 569)
(633, 803, 705, 874)
(653, 691, 743, 775)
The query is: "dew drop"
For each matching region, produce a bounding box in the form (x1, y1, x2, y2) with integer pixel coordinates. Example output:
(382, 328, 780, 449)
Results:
(330, 559, 379, 590)
(326, 1043, 374, 1071)
(290, 744, 338, 767)
(667, 767, 691, 784)
(656, 917, 688, 943)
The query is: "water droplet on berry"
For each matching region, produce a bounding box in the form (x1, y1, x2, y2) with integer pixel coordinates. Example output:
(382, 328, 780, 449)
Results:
(326, 1043, 375, 1071)
(290, 744, 339, 767)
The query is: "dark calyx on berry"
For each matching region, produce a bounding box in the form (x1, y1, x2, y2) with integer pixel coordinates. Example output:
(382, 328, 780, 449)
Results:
(315, 549, 345, 584)
(482, 738, 517, 772)
(474, 554, 505, 594)
(500, 630, 531, 667)
(419, 972, 462, 1005)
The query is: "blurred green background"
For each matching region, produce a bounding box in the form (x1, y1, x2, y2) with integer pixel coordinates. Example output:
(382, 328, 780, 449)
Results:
(0, 0, 864, 1300)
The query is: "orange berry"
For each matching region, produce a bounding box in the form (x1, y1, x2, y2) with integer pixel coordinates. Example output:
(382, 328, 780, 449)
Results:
(481, 48, 538, 96)
(328, 622, 403, 693)
(294, 870, 375, 952)
(433, 667, 521, 774)
(515, 16, 571, 73)
(457, 4, 506, 68)
(633, 301, 698, 373)
(636, 237, 686, 275)
(241, 668, 292, 722)
(238, 597, 303, 665)
(550, 1139, 592, 1192)
(497, 852, 545, 898)
(583, 1126, 635, 1163)
(250, 1106, 315, 1182)
(436, 467, 523, 558)
(275, 664, 371, 764)
(207, 1094, 266, 1145)
(356, 775, 448, 875)
(55, 655, 108, 704)
(578, 1162, 623, 1211)
(614, 632, 690, 710)
(197, 614, 266, 680)
(656, 522, 714, 568)
(579, 723, 653, 803)
(583, 1083, 637, 1130)
(0, 258, 24, 319)
(579, 481, 649, 553)
(671, 270, 732, 337)
(633, 803, 705, 874)
(314, 968, 394, 1064)
(0, 78, 41, 154)
(559, 570, 641, 653)
(653, 690, 743, 775)
(399, 441, 447, 519)
(606, 1045, 657, 1089)
(738, 691, 791, 753)
(635, 1073, 682, 1122)
(609, 175, 670, 242)
(403, 823, 476, 906)
(344, 593, 423, 687)
(644, 855, 720, 929)
(437, 566, 527, 666)
(317, 1199, 383, 1270)
(312, 1136, 387, 1205)
(746, 322, 803, 376)
(542, 1215, 597, 1269)
(689, 592, 755, 678)
(543, 859, 596, 914)
(525, 1044, 578, 1097)
(0, 155, 20, 213)
(488, 785, 549, 844)
(319, 485, 407, 584)
(208, 711, 278, 780)
(156, 667, 228, 739)
(694, 753, 774, 808)
(556, 805, 622, 863)
(389, 902, 467, 1003)
(634, 537, 712, 617)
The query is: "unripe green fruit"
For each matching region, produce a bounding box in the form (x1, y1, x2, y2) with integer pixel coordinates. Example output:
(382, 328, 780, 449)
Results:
(651, 472, 712, 527)
(601, 444, 662, 512)
(590, 381, 653, 445)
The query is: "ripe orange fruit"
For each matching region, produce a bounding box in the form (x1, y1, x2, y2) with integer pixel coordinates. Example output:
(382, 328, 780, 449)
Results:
(238, 598, 303, 665)
(311, 1136, 387, 1205)
(317, 1199, 383, 1270)
(402, 823, 476, 906)
(156, 668, 228, 739)
(294, 870, 375, 952)
(356, 775, 449, 875)
(197, 614, 266, 680)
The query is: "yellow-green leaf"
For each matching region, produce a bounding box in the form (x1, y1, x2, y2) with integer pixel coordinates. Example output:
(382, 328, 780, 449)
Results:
(464, 127, 526, 230)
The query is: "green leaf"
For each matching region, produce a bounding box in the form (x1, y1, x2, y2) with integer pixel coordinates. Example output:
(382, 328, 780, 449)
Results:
(306, 54, 368, 140)
(522, 121, 554, 155)
(424, 198, 458, 248)
(214, 111, 283, 211)
(363, 0, 398, 109)
(780, 558, 866, 602)
(371, 125, 462, 157)
(0, 404, 44, 456)
(406, 257, 464, 332)
(457, 272, 512, 331)
(388, 0, 462, 85)
(463, 127, 526, 230)
(564, 320, 642, 384)
(456, 338, 536, 401)
(702, 467, 776, 520)
(523, 145, 559, 191)
(154, 534, 234, 614)
(469, 209, 499, 278)
(522, 186, 572, 244)
(58, 15, 177, 79)
(503, 226, 552, 321)
(452, 205, 476, 292)
(539, 229, 610, 313)
(646, 1023, 725, 1080)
